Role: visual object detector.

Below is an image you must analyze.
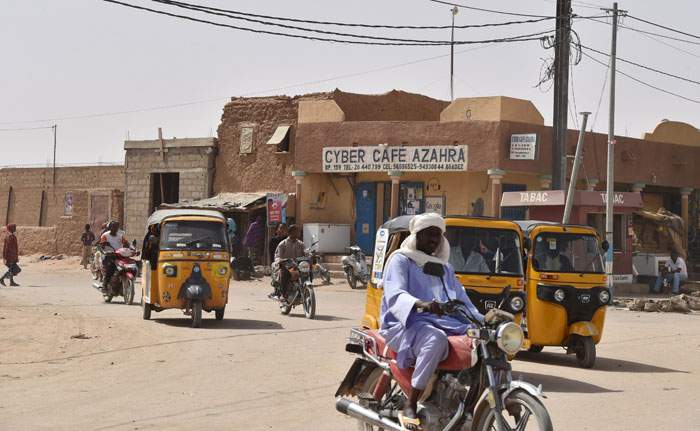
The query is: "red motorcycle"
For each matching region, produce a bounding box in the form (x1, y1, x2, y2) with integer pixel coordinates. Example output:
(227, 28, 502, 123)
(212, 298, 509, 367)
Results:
(92, 245, 139, 304)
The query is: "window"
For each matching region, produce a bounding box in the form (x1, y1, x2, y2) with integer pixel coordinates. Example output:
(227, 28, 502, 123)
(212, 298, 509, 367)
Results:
(161, 220, 228, 251)
(533, 233, 604, 274)
(586, 213, 625, 251)
(239, 126, 254, 154)
(267, 125, 291, 152)
(446, 227, 523, 276)
(150, 173, 179, 213)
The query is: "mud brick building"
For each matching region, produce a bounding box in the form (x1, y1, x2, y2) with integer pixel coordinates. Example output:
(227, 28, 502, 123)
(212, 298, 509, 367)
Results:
(0, 165, 124, 255)
(123, 136, 217, 241)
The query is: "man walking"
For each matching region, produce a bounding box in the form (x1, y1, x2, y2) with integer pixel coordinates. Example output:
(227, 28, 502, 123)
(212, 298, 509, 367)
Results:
(1, 224, 20, 287)
(243, 215, 265, 265)
(80, 224, 96, 269)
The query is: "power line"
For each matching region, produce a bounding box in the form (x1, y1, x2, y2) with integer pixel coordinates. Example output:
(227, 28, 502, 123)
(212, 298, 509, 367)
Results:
(0, 43, 496, 125)
(581, 44, 700, 85)
(427, 0, 552, 19)
(581, 16, 700, 46)
(0, 125, 56, 132)
(101, 0, 552, 46)
(150, 0, 553, 45)
(627, 14, 700, 41)
(582, 50, 700, 104)
(154, 0, 557, 30)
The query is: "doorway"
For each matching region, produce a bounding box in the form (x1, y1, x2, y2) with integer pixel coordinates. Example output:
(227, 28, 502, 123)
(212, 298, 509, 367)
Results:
(501, 184, 527, 220)
(150, 173, 180, 213)
(355, 182, 377, 254)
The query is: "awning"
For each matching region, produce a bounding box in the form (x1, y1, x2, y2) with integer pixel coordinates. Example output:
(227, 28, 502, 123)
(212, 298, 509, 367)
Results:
(266, 125, 290, 145)
(159, 192, 272, 212)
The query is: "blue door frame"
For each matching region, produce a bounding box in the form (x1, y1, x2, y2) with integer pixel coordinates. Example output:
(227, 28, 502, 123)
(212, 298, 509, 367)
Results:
(355, 182, 377, 254)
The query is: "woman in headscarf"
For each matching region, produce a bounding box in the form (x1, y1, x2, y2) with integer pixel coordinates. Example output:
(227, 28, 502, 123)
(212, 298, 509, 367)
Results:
(379, 213, 482, 430)
(1, 224, 20, 287)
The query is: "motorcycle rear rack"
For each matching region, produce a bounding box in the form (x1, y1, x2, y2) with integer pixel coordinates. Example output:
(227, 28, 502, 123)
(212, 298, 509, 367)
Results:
(349, 328, 389, 370)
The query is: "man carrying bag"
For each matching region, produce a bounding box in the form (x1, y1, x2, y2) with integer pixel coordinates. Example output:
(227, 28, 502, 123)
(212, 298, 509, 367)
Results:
(1, 224, 20, 287)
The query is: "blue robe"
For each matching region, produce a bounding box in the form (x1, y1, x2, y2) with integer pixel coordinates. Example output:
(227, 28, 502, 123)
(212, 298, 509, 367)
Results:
(379, 254, 483, 369)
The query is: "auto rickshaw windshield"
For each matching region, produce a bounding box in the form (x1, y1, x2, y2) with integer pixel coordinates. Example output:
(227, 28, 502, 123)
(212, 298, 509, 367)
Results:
(445, 227, 523, 276)
(160, 220, 228, 251)
(533, 233, 604, 274)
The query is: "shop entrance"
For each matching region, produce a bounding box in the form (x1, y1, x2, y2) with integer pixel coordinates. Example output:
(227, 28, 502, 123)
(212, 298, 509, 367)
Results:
(355, 182, 377, 254)
(501, 184, 527, 220)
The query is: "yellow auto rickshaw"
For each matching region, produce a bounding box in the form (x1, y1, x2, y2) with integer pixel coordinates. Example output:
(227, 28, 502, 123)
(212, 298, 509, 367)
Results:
(361, 216, 527, 329)
(141, 209, 232, 328)
(516, 221, 610, 368)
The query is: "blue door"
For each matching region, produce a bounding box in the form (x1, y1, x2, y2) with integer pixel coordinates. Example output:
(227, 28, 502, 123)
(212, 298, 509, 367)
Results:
(355, 182, 377, 254)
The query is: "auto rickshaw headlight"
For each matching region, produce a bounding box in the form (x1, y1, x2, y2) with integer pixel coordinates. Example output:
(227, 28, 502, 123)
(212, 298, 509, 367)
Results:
(164, 265, 177, 277)
(298, 261, 311, 273)
(496, 322, 524, 355)
(509, 296, 525, 312)
(217, 266, 227, 276)
(554, 288, 566, 302)
(599, 290, 610, 304)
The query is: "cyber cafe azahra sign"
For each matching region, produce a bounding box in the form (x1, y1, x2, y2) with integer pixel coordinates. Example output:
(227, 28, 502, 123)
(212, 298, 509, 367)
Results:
(322, 145, 468, 173)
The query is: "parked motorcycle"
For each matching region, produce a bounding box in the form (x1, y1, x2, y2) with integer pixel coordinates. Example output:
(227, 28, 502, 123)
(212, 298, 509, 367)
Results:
(271, 256, 316, 319)
(308, 241, 331, 285)
(341, 245, 370, 289)
(335, 263, 552, 431)
(92, 245, 139, 305)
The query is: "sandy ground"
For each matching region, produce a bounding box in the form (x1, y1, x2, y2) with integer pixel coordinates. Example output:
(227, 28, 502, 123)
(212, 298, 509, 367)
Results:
(1, 260, 699, 431)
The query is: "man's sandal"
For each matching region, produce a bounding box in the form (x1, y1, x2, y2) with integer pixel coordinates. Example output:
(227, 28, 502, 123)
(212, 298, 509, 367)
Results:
(398, 412, 422, 431)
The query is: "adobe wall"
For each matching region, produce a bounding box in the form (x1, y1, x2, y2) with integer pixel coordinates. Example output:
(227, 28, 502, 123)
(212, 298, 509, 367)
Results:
(331, 89, 448, 121)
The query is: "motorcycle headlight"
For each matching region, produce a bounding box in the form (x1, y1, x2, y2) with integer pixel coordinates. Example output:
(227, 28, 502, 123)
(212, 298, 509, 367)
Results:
(217, 266, 227, 276)
(164, 265, 177, 277)
(509, 296, 525, 312)
(554, 288, 566, 302)
(599, 289, 610, 304)
(496, 322, 524, 355)
(298, 261, 311, 273)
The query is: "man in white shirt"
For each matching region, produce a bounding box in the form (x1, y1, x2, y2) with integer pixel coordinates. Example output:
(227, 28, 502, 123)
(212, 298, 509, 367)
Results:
(99, 221, 129, 290)
(654, 250, 688, 294)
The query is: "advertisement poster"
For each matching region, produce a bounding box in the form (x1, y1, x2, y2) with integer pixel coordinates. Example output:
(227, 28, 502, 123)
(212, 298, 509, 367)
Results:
(371, 228, 389, 285)
(425, 196, 445, 215)
(266, 193, 287, 226)
(509, 134, 537, 160)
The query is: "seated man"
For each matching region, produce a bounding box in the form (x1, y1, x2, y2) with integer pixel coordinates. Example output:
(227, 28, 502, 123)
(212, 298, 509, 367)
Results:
(380, 213, 483, 430)
(538, 239, 573, 272)
(654, 250, 687, 294)
(271, 224, 306, 299)
(99, 221, 129, 290)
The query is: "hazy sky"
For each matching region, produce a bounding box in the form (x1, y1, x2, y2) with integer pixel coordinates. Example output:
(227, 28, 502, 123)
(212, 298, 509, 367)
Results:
(1, 0, 698, 166)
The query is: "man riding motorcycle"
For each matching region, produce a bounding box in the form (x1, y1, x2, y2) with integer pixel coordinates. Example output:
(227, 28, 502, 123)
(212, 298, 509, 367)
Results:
(271, 224, 306, 299)
(99, 221, 129, 291)
(379, 213, 483, 430)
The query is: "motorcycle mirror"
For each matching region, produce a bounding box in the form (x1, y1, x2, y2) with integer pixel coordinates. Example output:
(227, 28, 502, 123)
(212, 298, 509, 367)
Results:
(498, 285, 512, 309)
(423, 262, 445, 278)
(601, 239, 610, 252)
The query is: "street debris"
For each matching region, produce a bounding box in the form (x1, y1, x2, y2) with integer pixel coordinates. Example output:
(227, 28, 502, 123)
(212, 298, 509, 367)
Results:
(625, 294, 700, 314)
(70, 333, 93, 340)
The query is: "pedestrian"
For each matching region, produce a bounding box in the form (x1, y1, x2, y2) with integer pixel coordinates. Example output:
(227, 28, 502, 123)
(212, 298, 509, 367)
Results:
(80, 224, 96, 269)
(654, 250, 688, 294)
(1, 224, 21, 287)
(243, 215, 265, 265)
(268, 223, 288, 264)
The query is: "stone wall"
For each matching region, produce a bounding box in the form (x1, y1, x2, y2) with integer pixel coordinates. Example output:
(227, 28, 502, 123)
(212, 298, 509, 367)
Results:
(124, 138, 217, 242)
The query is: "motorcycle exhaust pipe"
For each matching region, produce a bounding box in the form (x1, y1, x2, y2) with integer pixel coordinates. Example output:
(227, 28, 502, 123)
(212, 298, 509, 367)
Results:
(335, 398, 401, 431)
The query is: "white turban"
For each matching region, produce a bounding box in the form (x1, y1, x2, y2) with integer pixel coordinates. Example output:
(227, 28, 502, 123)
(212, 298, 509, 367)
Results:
(380, 213, 450, 283)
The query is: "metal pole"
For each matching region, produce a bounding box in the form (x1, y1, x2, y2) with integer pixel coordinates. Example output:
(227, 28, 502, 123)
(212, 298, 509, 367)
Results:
(450, 6, 458, 101)
(605, 3, 619, 289)
(562, 112, 590, 224)
(52, 124, 57, 185)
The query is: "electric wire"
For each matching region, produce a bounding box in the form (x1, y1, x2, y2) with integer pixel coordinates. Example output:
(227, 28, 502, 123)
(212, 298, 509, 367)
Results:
(153, 0, 558, 30)
(580, 16, 700, 46)
(101, 0, 553, 46)
(427, 0, 553, 19)
(582, 50, 700, 104)
(589, 55, 610, 133)
(581, 45, 700, 85)
(626, 14, 700, 41)
(0, 125, 55, 132)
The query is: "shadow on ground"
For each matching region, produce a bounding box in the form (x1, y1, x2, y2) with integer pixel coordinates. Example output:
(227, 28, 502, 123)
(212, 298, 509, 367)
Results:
(517, 351, 689, 373)
(153, 318, 283, 330)
(285, 314, 351, 322)
(515, 371, 623, 394)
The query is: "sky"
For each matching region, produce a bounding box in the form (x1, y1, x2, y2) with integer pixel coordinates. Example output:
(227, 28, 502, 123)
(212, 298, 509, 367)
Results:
(0, 0, 698, 167)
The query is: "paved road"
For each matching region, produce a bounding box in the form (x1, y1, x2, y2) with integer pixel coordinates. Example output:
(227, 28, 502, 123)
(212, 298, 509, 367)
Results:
(1, 259, 699, 430)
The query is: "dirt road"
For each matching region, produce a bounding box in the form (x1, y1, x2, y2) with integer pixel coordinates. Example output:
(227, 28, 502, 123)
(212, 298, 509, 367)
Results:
(1, 259, 699, 430)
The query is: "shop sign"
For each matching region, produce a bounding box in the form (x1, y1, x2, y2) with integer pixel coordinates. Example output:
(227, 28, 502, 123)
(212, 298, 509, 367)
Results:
(510, 134, 537, 160)
(612, 274, 633, 284)
(322, 145, 468, 172)
(425, 196, 445, 216)
(266, 193, 287, 226)
(371, 228, 390, 284)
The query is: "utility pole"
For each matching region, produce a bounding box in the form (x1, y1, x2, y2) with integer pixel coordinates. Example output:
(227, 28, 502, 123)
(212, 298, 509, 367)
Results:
(551, 0, 571, 190)
(52, 124, 57, 185)
(450, 6, 459, 101)
(562, 112, 590, 224)
(605, 2, 620, 289)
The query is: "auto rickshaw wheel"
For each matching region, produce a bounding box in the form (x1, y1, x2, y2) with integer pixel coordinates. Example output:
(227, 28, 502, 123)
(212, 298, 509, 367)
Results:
(215, 306, 225, 320)
(575, 336, 596, 368)
(191, 301, 203, 328)
(528, 345, 544, 353)
(142, 299, 151, 320)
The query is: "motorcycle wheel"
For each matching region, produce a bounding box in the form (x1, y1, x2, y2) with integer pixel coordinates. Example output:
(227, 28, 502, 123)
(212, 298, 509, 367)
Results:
(346, 268, 358, 290)
(142, 298, 152, 320)
(90, 263, 99, 280)
(215, 306, 225, 321)
(320, 267, 331, 285)
(575, 335, 596, 369)
(191, 301, 203, 328)
(103, 294, 113, 303)
(123, 278, 135, 305)
(302, 286, 316, 319)
(356, 368, 389, 431)
(475, 389, 553, 431)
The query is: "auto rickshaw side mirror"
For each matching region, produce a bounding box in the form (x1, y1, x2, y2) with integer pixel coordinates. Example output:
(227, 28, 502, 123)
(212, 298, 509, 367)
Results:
(601, 240, 610, 252)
